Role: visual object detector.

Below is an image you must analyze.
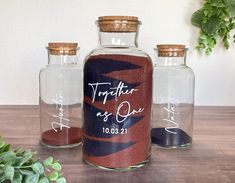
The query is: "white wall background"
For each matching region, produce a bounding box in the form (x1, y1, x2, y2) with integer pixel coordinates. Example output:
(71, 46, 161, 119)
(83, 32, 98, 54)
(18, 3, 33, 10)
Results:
(0, 0, 234, 106)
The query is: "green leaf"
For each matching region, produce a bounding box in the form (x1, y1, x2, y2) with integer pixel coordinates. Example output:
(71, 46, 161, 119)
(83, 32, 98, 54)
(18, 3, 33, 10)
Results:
(225, 0, 235, 16)
(12, 157, 23, 167)
(224, 41, 230, 49)
(4, 164, 14, 180)
(15, 147, 25, 155)
(0, 136, 5, 149)
(199, 38, 207, 45)
(56, 177, 66, 183)
(203, 3, 214, 17)
(12, 173, 23, 183)
(32, 162, 44, 175)
(25, 173, 39, 183)
(19, 169, 34, 175)
(202, 16, 220, 34)
(206, 47, 212, 55)
(207, 37, 216, 47)
(48, 171, 59, 181)
(20, 150, 33, 166)
(0, 144, 11, 153)
(38, 177, 50, 183)
(0, 151, 16, 163)
(200, 34, 208, 40)
(191, 9, 204, 27)
(211, 0, 225, 7)
(0, 175, 7, 182)
(51, 162, 62, 171)
(43, 156, 53, 167)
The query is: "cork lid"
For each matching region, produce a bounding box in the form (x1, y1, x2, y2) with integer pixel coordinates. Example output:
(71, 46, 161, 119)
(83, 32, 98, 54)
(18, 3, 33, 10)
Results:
(48, 42, 78, 55)
(97, 16, 140, 32)
(157, 44, 186, 57)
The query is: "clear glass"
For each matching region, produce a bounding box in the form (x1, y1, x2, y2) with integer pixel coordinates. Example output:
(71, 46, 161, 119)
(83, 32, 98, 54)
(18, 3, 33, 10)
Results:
(152, 49, 195, 148)
(39, 48, 83, 148)
(83, 20, 153, 171)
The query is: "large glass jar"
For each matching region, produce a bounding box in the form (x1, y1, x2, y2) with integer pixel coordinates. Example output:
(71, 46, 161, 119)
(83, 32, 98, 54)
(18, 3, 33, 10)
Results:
(39, 43, 83, 148)
(152, 44, 195, 148)
(83, 16, 153, 171)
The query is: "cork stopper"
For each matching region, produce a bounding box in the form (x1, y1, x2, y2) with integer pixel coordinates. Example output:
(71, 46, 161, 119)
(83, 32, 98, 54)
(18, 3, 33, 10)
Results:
(157, 44, 186, 57)
(48, 42, 78, 55)
(97, 16, 140, 32)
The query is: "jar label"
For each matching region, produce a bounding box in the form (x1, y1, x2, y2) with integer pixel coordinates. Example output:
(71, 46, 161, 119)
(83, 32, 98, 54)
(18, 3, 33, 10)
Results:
(83, 54, 152, 168)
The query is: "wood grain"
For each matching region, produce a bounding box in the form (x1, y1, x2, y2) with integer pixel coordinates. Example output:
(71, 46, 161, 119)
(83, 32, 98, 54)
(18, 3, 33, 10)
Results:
(0, 106, 235, 183)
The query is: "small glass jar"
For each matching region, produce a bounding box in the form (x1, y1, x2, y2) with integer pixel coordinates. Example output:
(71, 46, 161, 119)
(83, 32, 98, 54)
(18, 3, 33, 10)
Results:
(152, 45, 195, 148)
(39, 42, 83, 148)
(83, 16, 153, 171)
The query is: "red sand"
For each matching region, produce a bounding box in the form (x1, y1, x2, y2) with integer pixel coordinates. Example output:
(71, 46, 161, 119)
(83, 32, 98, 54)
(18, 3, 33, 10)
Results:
(41, 127, 82, 146)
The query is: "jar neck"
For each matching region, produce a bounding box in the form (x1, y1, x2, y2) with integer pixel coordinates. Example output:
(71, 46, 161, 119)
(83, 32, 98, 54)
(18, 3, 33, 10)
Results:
(156, 56, 186, 66)
(48, 53, 79, 65)
(98, 31, 138, 48)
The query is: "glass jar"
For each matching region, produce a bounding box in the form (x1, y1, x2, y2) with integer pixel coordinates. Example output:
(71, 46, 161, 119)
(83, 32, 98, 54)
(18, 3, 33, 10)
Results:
(83, 16, 153, 171)
(152, 44, 195, 148)
(39, 43, 83, 148)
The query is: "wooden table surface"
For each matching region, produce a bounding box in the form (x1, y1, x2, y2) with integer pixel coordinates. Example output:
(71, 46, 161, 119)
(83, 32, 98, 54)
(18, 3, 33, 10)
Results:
(0, 106, 235, 183)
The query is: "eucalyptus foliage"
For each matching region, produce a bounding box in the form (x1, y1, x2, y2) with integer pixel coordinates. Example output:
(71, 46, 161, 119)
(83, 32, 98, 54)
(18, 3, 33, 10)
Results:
(191, 0, 235, 54)
(0, 136, 66, 183)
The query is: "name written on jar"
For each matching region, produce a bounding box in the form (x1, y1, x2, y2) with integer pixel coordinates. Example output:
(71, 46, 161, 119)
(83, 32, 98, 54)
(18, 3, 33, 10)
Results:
(51, 94, 70, 132)
(88, 81, 144, 123)
(163, 103, 179, 134)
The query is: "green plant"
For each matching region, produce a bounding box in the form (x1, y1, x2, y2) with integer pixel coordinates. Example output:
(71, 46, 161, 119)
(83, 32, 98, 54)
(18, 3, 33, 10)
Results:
(191, 0, 235, 54)
(0, 135, 66, 183)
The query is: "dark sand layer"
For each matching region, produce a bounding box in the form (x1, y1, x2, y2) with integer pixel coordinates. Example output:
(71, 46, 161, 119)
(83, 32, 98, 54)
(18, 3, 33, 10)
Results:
(151, 128, 192, 147)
